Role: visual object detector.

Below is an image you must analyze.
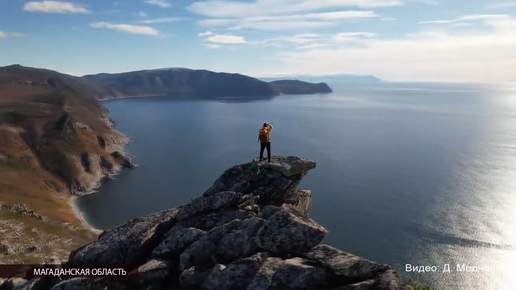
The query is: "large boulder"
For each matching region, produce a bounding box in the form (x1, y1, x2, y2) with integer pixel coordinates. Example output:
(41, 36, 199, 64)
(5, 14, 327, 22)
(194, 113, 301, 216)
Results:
(255, 204, 328, 255)
(284, 189, 312, 217)
(202, 156, 316, 207)
(176, 191, 243, 221)
(67, 208, 179, 267)
(152, 226, 206, 259)
(304, 245, 390, 280)
(179, 218, 266, 271)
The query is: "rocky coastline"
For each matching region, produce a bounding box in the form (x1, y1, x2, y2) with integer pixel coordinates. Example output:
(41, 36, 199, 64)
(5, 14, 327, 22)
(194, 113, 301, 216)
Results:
(2, 156, 413, 290)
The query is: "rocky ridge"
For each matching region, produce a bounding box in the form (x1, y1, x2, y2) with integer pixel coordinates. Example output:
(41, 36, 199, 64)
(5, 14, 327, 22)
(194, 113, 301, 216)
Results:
(2, 156, 412, 290)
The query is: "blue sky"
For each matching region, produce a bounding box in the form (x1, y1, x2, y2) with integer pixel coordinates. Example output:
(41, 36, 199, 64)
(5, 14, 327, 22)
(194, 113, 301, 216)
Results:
(0, 0, 515, 83)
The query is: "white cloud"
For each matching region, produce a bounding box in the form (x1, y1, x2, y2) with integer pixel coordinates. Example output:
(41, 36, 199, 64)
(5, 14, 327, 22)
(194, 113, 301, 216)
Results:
(138, 11, 149, 17)
(205, 44, 221, 48)
(23, 1, 89, 13)
(488, 2, 516, 9)
(277, 16, 516, 83)
(407, 0, 439, 4)
(206, 34, 246, 43)
(452, 23, 472, 27)
(91, 22, 160, 36)
(199, 31, 213, 36)
(260, 31, 376, 48)
(0, 32, 28, 38)
(10, 33, 28, 37)
(198, 11, 379, 30)
(419, 14, 509, 24)
(144, 0, 171, 8)
(139, 18, 187, 24)
(187, 0, 400, 18)
(189, 0, 439, 31)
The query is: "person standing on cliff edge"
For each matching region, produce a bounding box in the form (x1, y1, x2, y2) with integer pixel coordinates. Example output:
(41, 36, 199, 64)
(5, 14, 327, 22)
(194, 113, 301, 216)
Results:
(258, 123, 273, 162)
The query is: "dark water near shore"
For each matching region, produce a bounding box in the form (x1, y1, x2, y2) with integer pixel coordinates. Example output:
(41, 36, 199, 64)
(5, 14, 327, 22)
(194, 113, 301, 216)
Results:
(76, 83, 516, 290)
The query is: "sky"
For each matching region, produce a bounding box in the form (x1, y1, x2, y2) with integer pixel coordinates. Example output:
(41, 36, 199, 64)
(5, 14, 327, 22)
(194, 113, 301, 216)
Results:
(0, 0, 515, 83)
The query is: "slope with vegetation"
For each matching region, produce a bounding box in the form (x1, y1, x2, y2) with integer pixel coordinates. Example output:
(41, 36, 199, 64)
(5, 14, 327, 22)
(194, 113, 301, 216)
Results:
(0, 65, 133, 263)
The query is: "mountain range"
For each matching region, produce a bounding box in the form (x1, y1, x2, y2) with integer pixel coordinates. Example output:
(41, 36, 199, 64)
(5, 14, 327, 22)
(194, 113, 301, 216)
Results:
(83, 68, 333, 99)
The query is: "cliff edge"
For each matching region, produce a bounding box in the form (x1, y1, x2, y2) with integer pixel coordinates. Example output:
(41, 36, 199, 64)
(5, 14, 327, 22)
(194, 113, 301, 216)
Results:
(6, 156, 412, 290)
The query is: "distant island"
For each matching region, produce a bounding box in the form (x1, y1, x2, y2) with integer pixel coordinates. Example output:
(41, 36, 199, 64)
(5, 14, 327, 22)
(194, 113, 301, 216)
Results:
(84, 68, 333, 100)
(260, 73, 383, 84)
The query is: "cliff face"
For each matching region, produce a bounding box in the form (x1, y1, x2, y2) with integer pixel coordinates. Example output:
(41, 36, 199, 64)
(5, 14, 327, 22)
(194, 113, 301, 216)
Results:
(0, 65, 134, 263)
(83, 68, 332, 99)
(7, 156, 412, 290)
(0, 65, 134, 195)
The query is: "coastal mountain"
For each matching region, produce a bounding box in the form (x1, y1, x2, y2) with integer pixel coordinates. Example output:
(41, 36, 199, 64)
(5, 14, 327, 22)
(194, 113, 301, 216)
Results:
(83, 68, 333, 99)
(260, 73, 383, 84)
(0, 64, 134, 261)
(1, 156, 412, 290)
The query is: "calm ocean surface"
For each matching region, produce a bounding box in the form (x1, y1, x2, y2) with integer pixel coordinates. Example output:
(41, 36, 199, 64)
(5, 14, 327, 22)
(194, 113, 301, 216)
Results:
(76, 82, 516, 290)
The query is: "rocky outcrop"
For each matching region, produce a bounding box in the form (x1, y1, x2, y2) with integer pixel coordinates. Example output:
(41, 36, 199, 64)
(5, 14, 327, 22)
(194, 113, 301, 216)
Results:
(0, 204, 45, 220)
(6, 156, 412, 290)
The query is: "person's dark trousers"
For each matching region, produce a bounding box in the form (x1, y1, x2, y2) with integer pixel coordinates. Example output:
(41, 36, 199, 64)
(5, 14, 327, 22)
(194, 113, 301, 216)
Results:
(260, 142, 271, 162)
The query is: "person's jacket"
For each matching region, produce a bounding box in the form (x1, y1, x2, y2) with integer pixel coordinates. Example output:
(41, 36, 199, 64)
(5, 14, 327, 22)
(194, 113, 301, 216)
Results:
(258, 124, 274, 143)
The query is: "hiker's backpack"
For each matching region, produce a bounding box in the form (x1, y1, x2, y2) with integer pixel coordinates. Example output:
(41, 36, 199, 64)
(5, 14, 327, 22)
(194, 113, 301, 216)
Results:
(259, 128, 269, 143)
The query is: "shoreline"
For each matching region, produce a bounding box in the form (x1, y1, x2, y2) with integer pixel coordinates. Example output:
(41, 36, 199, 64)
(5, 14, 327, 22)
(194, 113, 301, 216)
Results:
(69, 196, 103, 235)
(99, 94, 167, 101)
(69, 162, 139, 235)
(68, 125, 136, 235)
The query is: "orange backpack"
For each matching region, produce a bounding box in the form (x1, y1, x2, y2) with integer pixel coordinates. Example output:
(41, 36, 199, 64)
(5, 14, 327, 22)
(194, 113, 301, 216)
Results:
(259, 128, 269, 142)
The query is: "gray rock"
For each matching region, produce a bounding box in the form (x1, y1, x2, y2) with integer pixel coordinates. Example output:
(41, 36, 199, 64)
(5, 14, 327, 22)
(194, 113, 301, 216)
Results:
(180, 218, 266, 271)
(177, 191, 243, 221)
(152, 226, 205, 259)
(268, 257, 328, 290)
(246, 256, 284, 289)
(328, 280, 375, 290)
(202, 162, 259, 197)
(202, 157, 316, 207)
(259, 205, 282, 220)
(124, 259, 171, 289)
(49, 277, 122, 290)
(179, 209, 254, 231)
(12, 277, 46, 290)
(304, 244, 390, 280)
(374, 269, 405, 290)
(179, 266, 212, 290)
(255, 204, 328, 255)
(271, 177, 292, 190)
(202, 252, 270, 290)
(263, 156, 316, 177)
(68, 208, 179, 266)
(1, 278, 27, 290)
(285, 189, 312, 217)
(202, 264, 226, 289)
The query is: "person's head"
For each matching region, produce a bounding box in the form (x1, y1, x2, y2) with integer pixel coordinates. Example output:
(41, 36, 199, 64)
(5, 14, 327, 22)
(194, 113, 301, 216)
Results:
(263, 123, 267, 127)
